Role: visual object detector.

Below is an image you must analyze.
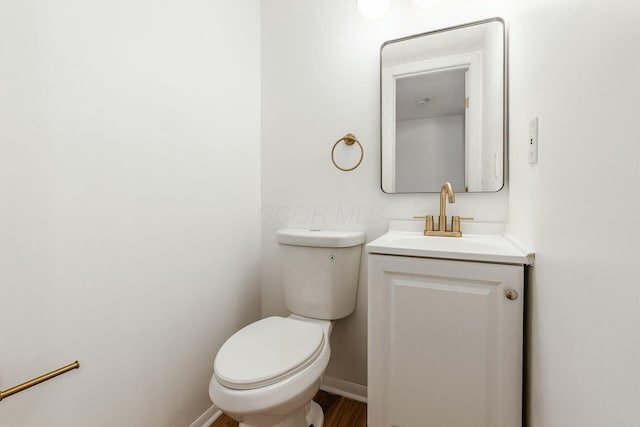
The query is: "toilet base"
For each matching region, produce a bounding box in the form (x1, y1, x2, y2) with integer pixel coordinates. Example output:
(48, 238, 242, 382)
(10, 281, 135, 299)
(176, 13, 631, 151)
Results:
(306, 401, 324, 427)
(238, 401, 324, 427)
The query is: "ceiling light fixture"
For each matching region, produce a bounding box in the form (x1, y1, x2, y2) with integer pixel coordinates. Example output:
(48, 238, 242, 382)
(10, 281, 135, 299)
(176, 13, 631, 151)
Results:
(356, 0, 391, 19)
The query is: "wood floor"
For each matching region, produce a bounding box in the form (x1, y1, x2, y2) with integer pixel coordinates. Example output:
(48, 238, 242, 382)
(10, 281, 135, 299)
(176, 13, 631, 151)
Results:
(210, 390, 367, 427)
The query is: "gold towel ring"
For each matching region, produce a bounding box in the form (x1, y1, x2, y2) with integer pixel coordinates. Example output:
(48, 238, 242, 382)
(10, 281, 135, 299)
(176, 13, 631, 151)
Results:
(331, 133, 364, 172)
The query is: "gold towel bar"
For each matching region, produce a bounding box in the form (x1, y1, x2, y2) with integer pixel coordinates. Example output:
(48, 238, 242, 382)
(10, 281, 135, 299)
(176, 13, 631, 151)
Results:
(0, 361, 80, 402)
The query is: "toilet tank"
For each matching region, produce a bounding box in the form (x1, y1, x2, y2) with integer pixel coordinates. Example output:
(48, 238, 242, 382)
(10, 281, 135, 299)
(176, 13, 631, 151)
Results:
(277, 229, 365, 320)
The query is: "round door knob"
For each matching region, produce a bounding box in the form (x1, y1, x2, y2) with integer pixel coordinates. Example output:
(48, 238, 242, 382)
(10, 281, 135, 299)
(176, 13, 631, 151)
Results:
(505, 289, 519, 301)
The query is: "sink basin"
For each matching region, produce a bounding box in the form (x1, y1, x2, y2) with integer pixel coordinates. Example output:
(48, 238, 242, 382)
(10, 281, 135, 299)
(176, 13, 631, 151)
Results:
(366, 221, 534, 265)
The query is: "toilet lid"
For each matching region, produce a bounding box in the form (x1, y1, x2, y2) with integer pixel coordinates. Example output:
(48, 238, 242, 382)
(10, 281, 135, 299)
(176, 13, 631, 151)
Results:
(214, 316, 325, 390)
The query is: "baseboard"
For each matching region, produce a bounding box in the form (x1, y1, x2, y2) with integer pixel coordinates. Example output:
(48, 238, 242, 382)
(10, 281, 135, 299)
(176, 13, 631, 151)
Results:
(320, 375, 367, 403)
(188, 404, 222, 427)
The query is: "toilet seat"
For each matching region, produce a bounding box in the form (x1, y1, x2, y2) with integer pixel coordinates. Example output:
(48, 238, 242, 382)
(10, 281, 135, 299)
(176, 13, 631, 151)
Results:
(214, 316, 325, 390)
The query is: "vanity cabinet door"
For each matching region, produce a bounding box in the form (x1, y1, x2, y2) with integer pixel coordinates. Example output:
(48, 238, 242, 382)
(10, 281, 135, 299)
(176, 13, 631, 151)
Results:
(368, 254, 524, 427)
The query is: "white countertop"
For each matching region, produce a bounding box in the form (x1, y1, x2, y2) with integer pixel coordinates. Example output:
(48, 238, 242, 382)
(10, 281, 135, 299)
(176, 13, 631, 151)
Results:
(366, 220, 534, 265)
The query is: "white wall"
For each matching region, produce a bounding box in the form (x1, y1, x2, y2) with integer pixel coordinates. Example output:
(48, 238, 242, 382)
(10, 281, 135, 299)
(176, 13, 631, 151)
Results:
(506, 1, 640, 425)
(263, 1, 640, 426)
(261, 0, 508, 388)
(395, 115, 465, 192)
(0, 1, 261, 426)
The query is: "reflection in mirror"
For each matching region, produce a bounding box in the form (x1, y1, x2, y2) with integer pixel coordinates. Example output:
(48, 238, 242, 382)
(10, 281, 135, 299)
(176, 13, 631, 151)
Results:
(381, 18, 505, 193)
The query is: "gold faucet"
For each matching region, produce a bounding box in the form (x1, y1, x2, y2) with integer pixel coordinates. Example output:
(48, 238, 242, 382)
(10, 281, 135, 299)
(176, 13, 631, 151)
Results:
(415, 182, 471, 237)
(438, 182, 455, 233)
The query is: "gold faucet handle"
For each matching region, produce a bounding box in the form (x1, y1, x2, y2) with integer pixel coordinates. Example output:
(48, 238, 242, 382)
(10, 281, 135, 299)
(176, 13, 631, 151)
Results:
(452, 216, 474, 233)
(413, 215, 434, 232)
(452, 216, 460, 233)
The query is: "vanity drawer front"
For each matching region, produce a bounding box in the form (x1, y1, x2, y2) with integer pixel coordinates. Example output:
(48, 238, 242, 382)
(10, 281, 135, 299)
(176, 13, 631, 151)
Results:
(368, 254, 523, 427)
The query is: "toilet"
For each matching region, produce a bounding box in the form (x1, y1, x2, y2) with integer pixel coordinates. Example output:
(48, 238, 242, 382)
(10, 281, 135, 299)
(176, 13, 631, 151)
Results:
(209, 229, 365, 427)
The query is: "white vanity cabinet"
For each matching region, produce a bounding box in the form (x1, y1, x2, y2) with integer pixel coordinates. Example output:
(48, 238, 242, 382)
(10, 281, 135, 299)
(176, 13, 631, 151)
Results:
(368, 252, 526, 427)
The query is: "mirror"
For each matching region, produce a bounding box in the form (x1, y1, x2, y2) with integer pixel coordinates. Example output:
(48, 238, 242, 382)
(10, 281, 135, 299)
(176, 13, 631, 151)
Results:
(381, 18, 506, 193)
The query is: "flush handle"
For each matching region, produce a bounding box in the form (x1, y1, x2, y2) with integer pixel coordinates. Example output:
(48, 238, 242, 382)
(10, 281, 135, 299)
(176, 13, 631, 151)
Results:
(505, 289, 519, 301)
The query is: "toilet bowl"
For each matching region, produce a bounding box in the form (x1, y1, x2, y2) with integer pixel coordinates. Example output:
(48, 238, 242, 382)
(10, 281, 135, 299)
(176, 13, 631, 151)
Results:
(210, 315, 332, 427)
(209, 229, 365, 427)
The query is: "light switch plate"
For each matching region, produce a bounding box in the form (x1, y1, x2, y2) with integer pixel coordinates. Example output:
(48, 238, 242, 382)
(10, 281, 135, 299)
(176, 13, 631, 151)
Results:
(528, 117, 538, 164)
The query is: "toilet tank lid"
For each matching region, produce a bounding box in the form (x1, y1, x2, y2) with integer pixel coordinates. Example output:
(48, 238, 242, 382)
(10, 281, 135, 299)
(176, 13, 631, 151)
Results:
(277, 229, 365, 248)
